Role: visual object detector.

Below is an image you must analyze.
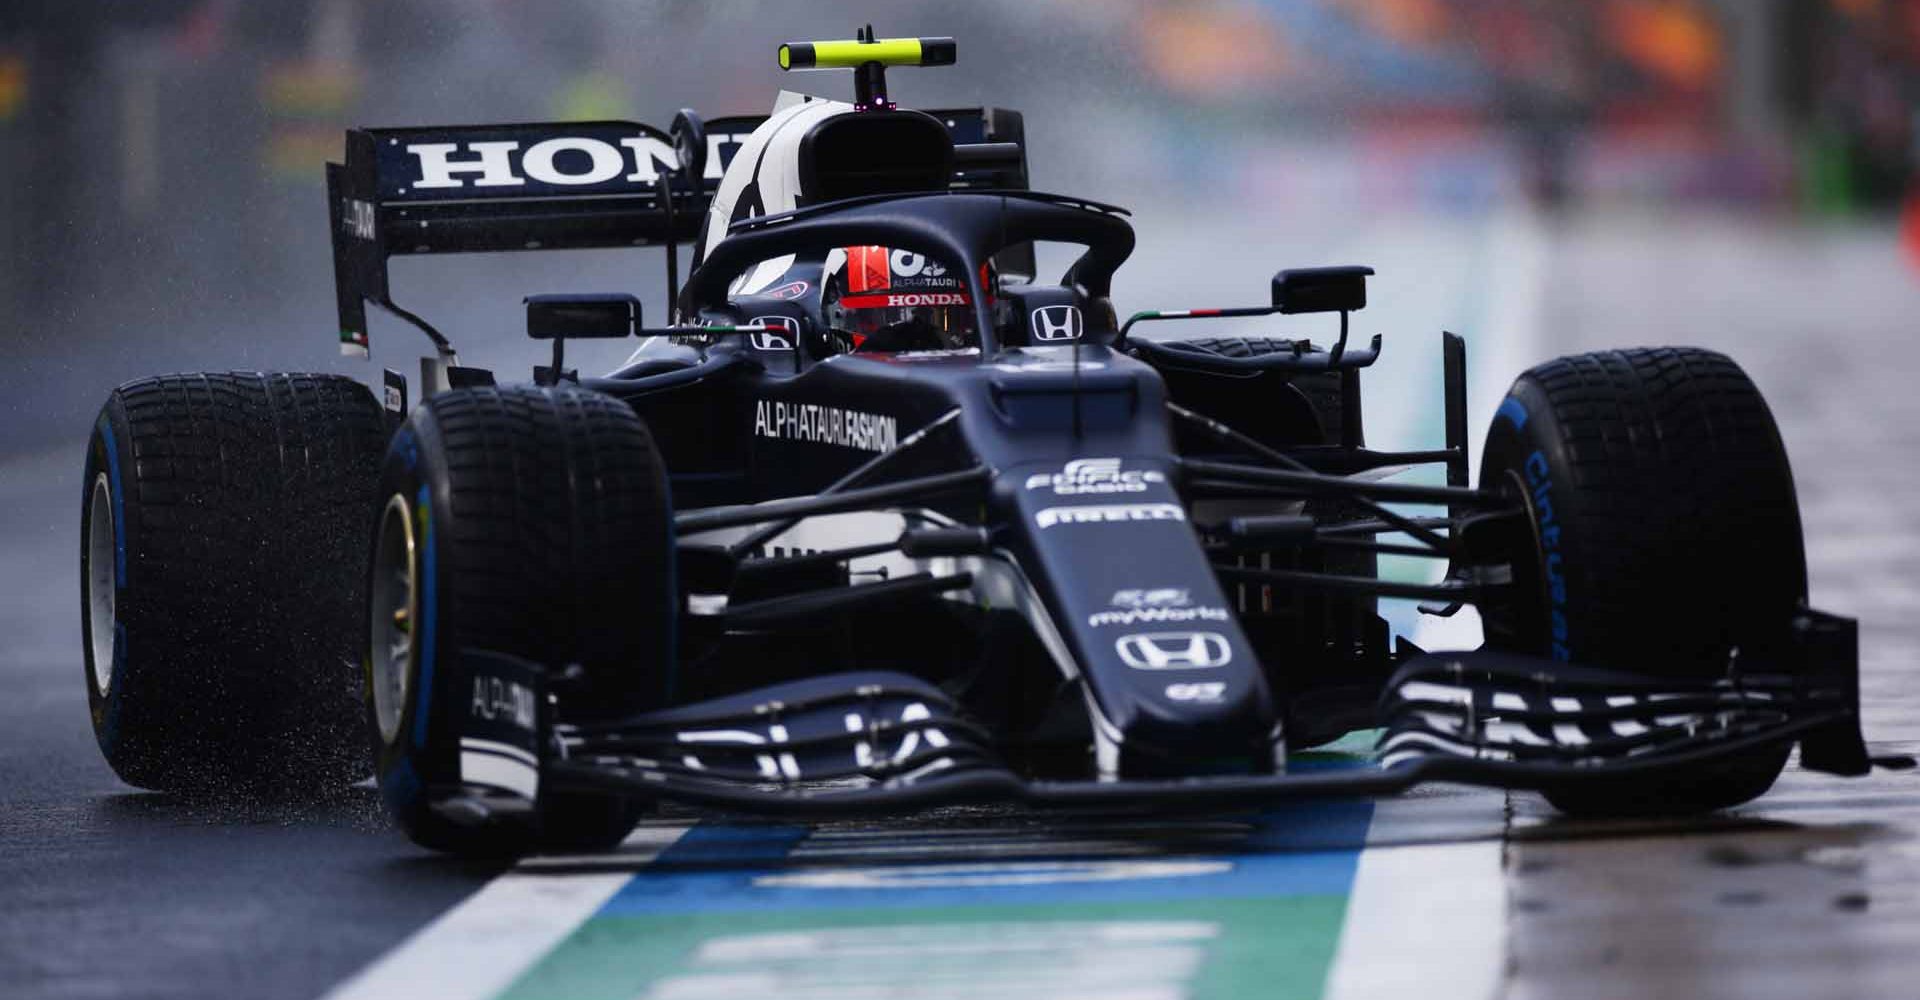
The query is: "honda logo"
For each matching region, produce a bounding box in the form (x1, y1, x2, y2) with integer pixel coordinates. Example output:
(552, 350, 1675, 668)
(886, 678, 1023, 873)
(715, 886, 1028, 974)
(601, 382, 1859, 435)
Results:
(408, 136, 675, 188)
(1114, 632, 1233, 670)
(1030, 304, 1083, 342)
(749, 315, 799, 351)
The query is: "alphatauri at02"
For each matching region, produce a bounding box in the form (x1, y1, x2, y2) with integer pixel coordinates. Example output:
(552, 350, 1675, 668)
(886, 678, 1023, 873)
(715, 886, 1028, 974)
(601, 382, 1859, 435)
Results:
(79, 32, 1874, 854)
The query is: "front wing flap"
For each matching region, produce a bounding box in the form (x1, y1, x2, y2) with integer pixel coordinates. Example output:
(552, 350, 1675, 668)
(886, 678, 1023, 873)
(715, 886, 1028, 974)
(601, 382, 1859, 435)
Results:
(533, 609, 1869, 817)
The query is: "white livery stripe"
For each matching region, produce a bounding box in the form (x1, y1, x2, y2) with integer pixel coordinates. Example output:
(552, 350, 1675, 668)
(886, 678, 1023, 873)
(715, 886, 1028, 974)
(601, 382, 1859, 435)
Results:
(460, 737, 537, 767)
(460, 750, 539, 799)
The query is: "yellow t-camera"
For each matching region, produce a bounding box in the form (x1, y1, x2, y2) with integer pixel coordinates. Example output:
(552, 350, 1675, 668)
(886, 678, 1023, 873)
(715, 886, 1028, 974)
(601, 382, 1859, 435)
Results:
(778, 37, 957, 71)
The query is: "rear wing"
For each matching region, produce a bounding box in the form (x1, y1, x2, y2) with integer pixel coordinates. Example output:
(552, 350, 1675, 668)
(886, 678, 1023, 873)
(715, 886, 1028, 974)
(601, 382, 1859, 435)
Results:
(326, 108, 1029, 358)
(327, 120, 697, 357)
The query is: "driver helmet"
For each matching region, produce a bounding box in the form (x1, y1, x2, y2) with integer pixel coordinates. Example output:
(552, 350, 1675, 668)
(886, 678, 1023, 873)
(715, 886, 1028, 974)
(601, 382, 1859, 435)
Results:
(822, 245, 988, 351)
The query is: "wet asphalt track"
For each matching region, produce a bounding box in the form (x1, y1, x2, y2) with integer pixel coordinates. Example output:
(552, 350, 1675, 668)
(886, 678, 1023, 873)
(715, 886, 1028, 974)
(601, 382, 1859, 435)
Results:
(5, 209, 1920, 999)
(0, 446, 506, 999)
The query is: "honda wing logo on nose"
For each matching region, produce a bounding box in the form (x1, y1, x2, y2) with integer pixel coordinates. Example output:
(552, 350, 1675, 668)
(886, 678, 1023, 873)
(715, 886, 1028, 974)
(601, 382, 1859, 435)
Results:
(1114, 632, 1233, 670)
(1030, 305, 1083, 342)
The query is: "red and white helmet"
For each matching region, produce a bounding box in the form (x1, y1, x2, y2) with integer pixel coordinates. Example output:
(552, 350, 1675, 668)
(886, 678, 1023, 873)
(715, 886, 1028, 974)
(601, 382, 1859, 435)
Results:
(823, 245, 982, 348)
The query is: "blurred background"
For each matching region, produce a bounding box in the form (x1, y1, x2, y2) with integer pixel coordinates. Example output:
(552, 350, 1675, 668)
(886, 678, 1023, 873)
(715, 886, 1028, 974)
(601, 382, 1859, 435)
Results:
(2, 0, 1916, 462)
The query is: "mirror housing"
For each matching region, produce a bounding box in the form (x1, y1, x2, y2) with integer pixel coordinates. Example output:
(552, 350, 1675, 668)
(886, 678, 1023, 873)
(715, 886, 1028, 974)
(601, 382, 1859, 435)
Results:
(1272, 265, 1373, 315)
(671, 108, 707, 183)
(525, 294, 641, 339)
(526, 294, 639, 386)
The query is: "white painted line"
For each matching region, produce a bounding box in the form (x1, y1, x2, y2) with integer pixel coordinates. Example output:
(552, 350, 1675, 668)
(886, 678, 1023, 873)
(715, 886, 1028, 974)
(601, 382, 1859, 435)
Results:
(1342, 218, 1523, 993)
(319, 822, 691, 1000)
(802, 819, 1251, 840)
(751, 858, 1233, 890)
(788, 839, 1168, 860)
(642, 921, 1217, 1000)
(1323, 800, 1508, 1000)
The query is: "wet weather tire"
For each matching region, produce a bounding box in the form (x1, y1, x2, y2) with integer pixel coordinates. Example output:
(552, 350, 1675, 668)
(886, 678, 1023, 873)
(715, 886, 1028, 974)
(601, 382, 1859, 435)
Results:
(1478, 347, 1803, 817)
(369, 385, 675, 856)
(80, 373, 386, 794)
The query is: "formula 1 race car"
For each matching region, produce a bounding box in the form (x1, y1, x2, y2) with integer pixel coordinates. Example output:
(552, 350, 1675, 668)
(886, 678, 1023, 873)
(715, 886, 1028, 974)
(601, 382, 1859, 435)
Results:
(79, 31, 1873, 855)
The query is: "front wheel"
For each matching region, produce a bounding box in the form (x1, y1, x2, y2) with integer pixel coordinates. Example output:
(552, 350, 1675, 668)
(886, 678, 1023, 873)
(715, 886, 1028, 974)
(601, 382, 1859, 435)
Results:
(1478, 347, 1803, 817)
(367, 385, 677, 855)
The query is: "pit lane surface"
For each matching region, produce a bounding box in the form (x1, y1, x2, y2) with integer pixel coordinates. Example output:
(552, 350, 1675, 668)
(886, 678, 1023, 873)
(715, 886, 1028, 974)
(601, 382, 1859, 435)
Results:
(324, 776, 1507, 1000)
(4, 209, 1919, 999)
(0, 444, 504, 998)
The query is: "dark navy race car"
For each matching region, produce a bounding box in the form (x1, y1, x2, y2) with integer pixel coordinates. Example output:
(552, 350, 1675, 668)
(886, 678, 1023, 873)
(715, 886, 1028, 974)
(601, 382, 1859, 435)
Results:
(79, 31, 1876, 855)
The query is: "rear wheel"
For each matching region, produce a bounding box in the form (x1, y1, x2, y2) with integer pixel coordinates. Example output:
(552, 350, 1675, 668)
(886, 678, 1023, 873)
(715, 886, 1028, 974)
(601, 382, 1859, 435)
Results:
(81, 373, 385, 794)
(368, 385, 677, 855)
(1478, 347, 1803, 816)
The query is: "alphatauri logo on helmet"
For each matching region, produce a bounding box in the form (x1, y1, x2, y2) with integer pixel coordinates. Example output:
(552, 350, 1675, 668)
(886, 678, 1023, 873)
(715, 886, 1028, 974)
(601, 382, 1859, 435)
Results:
(890, 251, 946, 279)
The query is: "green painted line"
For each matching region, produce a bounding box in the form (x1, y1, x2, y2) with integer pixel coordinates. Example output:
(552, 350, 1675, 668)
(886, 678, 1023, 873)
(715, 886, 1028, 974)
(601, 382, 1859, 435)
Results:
(498, 897, 1353, 1000)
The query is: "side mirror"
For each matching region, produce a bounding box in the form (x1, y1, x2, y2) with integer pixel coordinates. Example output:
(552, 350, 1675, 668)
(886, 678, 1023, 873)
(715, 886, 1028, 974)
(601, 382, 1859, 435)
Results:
(525, 294, 640, 339)
(526, 294, 639, 386)
(1272, 265, 1373, 315)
